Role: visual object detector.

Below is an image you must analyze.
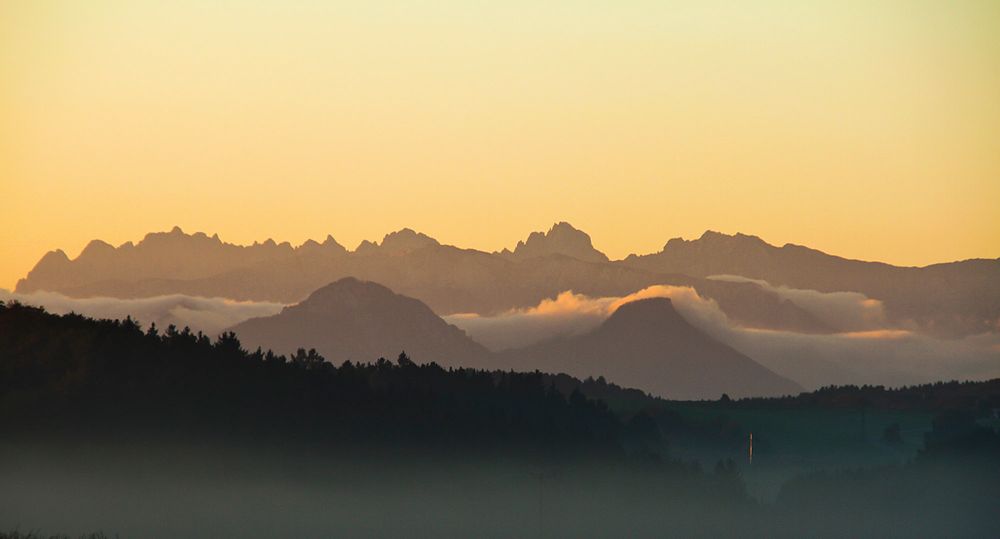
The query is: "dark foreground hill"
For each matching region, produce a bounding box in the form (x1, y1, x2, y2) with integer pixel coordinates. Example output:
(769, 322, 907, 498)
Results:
(503, 297, 802, 400)
(0, 300, 616, 450)
(229, 277, 492, 368)
(0, 300, 758, 537)
(1, 302, 998, 537)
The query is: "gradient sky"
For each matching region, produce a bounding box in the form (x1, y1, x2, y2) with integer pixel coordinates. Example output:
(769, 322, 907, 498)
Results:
(2, 1, 999, 289)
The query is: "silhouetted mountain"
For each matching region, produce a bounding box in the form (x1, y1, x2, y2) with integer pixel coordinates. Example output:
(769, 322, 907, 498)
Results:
(498, 222, 609, 263)
(622, 231, 1000, 336)
(229, 277, 491, 367)
(502, 298, 801, 400)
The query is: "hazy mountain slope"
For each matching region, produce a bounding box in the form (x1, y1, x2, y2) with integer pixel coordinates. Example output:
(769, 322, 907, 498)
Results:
(501, 298, 802, 400)
(621, 231, 1000, 335)
(229, 277, 491, 368)
(691, 278, 832, 333)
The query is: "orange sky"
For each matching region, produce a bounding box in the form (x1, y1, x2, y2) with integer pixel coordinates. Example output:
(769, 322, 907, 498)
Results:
(2, 1, 999, 289)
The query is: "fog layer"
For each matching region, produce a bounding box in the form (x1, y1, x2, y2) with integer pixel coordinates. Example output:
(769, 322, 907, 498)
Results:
(707, 274, 888, 332)
(0, 289, 284, 337)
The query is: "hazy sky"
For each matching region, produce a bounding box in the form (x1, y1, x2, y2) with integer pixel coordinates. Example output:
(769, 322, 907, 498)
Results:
(2, 1, 999, 289)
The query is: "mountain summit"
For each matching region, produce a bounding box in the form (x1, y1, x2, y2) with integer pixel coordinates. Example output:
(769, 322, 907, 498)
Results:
(502, 297, 801, 400)
(500, 222, 609, 263)
(229, 277, 490, 367)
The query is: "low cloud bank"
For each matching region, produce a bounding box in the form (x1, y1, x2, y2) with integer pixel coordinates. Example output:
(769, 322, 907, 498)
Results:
(447, 285, 1000, 390)
(446, 292, 618, 351)
(708, 274, 888, 331)
(0, 290, 284, 337)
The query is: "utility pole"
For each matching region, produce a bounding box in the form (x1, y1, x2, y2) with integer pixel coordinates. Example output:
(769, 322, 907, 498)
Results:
(538, 471, 544, 538)
(532, 470, 546, 538)
(860, 400, 867, 443)
(749, 432, 753, 465)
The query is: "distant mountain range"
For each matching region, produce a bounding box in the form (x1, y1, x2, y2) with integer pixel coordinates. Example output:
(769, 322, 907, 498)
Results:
(16, 223, 1000, 336)
(229, 278, 798, 399)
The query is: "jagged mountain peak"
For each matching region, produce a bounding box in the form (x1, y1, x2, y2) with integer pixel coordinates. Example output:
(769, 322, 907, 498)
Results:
(78, 239, 115, 259)
(662, 230, 768, 252)
(380, 228, 440, 253)
(354, 228, 440, 256)
(503, 222, 608, 263)
(35, 249, 70, 267)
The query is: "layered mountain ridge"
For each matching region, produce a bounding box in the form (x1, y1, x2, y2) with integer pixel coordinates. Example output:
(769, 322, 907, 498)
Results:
(16, 224, 1000, 336)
